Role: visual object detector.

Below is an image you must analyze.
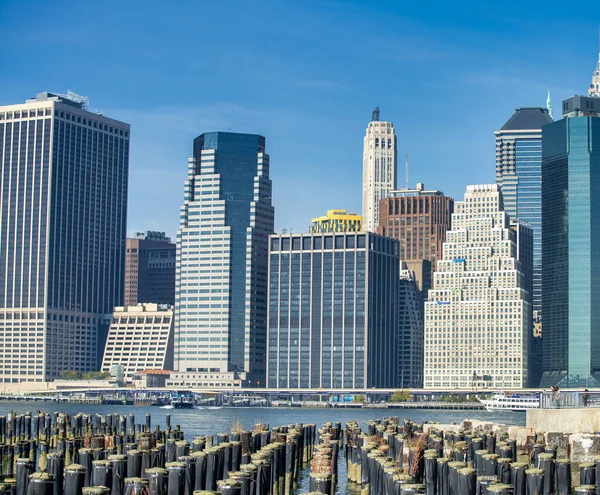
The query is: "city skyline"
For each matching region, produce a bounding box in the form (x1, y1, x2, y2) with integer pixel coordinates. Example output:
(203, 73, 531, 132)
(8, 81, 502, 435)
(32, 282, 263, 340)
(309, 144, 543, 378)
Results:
(1, 1, 597, 239)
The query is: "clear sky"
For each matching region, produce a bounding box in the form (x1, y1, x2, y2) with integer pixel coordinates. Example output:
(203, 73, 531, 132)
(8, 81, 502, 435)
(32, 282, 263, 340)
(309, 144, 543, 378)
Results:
(0, 0, 596, 238)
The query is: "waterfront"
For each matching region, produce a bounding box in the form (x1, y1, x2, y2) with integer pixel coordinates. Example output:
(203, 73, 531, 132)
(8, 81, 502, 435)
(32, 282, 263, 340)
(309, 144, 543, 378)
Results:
(0, 401, 525, 494)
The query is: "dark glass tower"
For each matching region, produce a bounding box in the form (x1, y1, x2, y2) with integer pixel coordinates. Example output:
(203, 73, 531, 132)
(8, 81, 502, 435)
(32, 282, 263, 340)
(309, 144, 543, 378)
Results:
(175, 132, 274, 386)
(541, 95, 600, 387)
(0, 92, 129, 382)
(266, 232, 400, 389)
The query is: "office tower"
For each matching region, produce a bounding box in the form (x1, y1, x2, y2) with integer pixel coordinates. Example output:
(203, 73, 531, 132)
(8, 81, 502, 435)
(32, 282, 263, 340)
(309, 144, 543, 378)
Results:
(588, 50, 600, 97)
(266, 232, 399, 389)
(495, 107, 552, 386)
(424, 184, 533, 389)
(362, 108, 397, 232)
(541, 95, 600, 388)
(309, 210, 362, 233)
(101, 303, 174, 381)
(398, 264, 423, 388)
(174, 132, 274, 387)
(124, 231, 176, 306)
(0, 92, 129, 382)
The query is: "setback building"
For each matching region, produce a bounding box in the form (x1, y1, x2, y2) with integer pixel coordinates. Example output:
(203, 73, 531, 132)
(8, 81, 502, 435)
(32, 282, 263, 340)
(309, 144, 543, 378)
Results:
(101, 303, 173, 382)
(174, 132, 274, 387)
(424, 184, 533, 389)
(266, 232, 400, 389)
(541, 95, 600, 387)
(0, 92, 129, 382)
(125, 231, 176, 306)
(362, 108, 397, 232)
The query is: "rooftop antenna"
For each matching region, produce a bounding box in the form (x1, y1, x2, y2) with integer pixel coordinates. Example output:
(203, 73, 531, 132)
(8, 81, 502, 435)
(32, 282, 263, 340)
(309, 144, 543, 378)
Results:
(405, 153, 409, 189)
(372, 107, 380, 122)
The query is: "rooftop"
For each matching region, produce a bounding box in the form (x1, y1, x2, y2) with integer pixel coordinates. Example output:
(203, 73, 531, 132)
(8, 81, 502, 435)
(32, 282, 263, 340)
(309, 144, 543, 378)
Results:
(499, 107, 553, 131)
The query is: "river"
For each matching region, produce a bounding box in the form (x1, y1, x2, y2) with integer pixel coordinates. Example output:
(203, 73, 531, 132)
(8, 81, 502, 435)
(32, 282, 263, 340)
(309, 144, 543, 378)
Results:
(0, 401, 525, 494)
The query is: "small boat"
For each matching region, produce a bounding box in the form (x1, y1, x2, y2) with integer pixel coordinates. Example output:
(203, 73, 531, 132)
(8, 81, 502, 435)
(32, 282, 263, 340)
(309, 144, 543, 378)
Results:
(170, 392, 194, 409)
(479, 393, 539, 411)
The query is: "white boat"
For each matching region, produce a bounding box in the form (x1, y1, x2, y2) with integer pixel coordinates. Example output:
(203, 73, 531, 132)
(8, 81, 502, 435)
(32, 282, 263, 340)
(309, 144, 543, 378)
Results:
(479, 393, 539, 411)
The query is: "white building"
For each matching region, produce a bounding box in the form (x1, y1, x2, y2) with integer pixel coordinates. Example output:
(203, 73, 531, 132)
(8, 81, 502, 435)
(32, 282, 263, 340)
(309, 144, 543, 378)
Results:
(101, 304, 173, 381)
(424, 184, 532, 389)
(362, 108, 397, 232)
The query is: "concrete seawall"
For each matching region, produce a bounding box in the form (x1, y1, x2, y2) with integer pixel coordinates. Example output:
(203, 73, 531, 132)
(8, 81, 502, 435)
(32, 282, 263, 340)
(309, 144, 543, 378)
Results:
(527, 408, 600, 434)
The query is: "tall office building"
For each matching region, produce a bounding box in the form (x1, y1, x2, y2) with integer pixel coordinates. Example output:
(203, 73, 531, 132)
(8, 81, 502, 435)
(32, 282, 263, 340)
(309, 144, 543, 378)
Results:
(309, 210, 362, 233)
(398, 264, 423, 388)
(125, 231, 176, 306)
(362, 108, 397, 232)
(424, 184, 532, 389)
(266, 232, 400, 389)
(174, 132, 274, 386)
(495, 107, 552, 386)
(541, 95, 600, 387)
(0, 92, 129, 382)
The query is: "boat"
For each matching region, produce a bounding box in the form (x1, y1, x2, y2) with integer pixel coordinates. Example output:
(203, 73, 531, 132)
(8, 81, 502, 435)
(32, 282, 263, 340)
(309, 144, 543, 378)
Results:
(479, 393, 539, 411)
(170, 392, 194, 409)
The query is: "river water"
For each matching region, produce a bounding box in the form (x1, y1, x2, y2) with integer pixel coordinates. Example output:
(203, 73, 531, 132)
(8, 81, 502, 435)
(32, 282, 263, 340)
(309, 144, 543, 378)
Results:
(0, 401, 525, 494)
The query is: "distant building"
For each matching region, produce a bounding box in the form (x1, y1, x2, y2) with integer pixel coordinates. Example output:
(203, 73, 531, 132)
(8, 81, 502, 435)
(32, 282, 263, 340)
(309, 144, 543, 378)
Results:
(266, 232, 400, 389)
(125, 232, 176, 306)
(309, 210, 362, 233)
(0, 92, 129, 382)
(398, 264, 423, 388)
(424, 184, 533, 389)
(362, 108, 397, 232)
(101, 304, 173, 382)
(541, 95, 600, 387)
(588, 50, 600, 97)
(495, 107, 552, 387)
(174, 132, 274, 386)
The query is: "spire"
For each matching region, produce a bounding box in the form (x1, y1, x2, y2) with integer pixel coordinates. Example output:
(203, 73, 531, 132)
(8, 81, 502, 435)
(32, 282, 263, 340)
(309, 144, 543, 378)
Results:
(546, 86, 553, 119)
(591, 31, 600, 97)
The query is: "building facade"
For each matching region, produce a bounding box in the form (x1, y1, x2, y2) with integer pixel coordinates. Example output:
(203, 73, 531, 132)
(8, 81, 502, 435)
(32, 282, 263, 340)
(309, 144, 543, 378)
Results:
(174, 132, 274, 386)
(424, 184, 532, 389)
(266, 232, 399, 389)
(101, 303, 173, 381)
(541, 96, 600, 388)
(377, 183, 454, 263)
(495, 107, 552, 387)
(0, 92, 129, 382)
(309, 210, 362, 233)
(125, 231, 176, 306)
(398, 264, 423, 388)
(362, 108, 397, 232)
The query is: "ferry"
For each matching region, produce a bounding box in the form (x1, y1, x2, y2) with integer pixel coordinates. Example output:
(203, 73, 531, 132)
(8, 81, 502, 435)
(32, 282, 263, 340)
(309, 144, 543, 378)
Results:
(170, 392, 194, 409)
(479, 393, 539, 411)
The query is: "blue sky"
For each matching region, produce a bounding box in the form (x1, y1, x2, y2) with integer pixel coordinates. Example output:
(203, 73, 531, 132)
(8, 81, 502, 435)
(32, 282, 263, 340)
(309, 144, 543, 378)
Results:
(0, 0, 596, 237)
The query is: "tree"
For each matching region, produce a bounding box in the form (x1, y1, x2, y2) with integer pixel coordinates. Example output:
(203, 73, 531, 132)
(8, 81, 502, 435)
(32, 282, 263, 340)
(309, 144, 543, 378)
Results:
(59, 370, 80, 380)
(389, 389, 412, 402)
(353, 394, 365, 403)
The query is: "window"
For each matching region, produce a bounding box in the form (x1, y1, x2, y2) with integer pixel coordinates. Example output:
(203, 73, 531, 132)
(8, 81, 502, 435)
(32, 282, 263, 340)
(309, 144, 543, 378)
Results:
(270, 238, 279, 251)
(324, 236, 333, 249)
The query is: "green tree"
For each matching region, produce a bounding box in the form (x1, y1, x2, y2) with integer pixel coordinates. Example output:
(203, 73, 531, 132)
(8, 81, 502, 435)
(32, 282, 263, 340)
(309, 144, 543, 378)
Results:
(389, 389, 412, 402)
(353, 394, 365, 403)
(59, 370, 80, 380)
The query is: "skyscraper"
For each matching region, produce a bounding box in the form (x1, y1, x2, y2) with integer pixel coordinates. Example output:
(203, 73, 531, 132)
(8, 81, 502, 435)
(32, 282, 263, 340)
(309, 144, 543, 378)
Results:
(0, 92, 129, 382)
(174, 132, 274, 386)
(266, 232, 400, 389)
(495, 107, 552, 386)
(541, 95, 600, 387)
(588, 50, 600, 97)
(125, 231, 176, 306)
(424, 184, 532, 389)
(398, 264, 423, 388)
(362, 108, 397, 232)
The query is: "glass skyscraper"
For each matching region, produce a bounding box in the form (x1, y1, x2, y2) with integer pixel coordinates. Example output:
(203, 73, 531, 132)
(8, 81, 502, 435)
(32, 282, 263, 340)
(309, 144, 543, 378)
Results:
(266, 232, 400, 389)
(0, 92, 129, 382)
(174, 132, 274, 386)
(542, 95, 600, 388)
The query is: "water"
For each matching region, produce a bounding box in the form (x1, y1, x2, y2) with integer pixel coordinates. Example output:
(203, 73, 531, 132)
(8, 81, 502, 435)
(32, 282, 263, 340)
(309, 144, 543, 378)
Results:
(0, 401, 525, 493)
